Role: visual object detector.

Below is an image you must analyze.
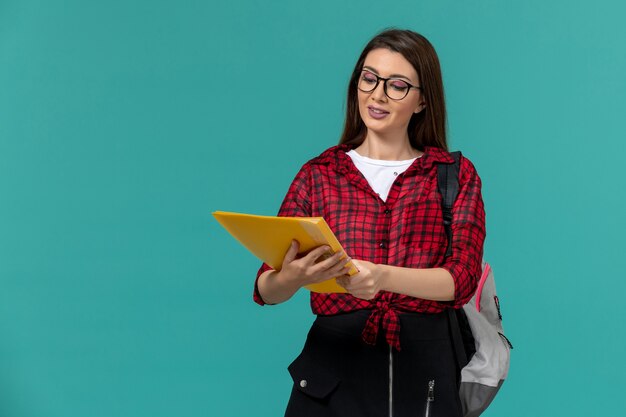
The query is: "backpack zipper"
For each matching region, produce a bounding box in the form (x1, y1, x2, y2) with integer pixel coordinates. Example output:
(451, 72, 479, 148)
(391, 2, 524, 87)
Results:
(494, 295, 503, 320)
(424, 379, 435, 417)
(498, 332, 514, 349)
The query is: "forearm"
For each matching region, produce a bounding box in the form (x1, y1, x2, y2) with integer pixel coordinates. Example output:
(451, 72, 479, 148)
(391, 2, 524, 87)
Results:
(257, 270, 301, 305)
(379, 265, 455, 301)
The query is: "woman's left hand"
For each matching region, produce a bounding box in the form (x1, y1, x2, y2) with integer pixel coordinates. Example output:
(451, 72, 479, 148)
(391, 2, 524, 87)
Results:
(336, 259, 386, 300)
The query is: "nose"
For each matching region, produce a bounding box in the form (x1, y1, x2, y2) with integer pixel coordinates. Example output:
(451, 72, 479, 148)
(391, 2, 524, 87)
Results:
(370, 80, 387, 101)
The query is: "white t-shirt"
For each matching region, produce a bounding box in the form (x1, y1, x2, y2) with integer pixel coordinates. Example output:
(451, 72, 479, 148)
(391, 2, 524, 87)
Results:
(346, 149, 421, 202)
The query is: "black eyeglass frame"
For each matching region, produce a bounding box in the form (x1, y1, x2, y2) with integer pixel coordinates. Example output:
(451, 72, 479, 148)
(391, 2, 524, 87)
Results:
(356, 69, 422, 100)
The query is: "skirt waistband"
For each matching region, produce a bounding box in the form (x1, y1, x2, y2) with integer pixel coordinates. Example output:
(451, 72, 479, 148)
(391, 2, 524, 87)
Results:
(314, 309, 451, 342)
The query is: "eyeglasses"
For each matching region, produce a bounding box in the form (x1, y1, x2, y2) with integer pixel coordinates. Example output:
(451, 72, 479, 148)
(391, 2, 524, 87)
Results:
(356, 70, 422, 101)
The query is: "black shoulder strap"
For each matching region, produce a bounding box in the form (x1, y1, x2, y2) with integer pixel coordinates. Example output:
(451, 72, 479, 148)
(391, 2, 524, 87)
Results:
(437, 151, 461, 258)
(436, 151, 469, 369)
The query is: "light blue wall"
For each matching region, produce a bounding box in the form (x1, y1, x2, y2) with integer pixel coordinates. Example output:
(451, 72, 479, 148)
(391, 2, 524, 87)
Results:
(1, 0, 625, 416)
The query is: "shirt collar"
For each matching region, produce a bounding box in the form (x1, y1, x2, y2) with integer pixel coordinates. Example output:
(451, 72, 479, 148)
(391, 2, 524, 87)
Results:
(313, 144, 455, 175)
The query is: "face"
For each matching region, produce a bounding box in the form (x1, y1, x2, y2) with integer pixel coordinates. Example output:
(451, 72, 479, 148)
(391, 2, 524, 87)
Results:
(357, 48, 425, 139)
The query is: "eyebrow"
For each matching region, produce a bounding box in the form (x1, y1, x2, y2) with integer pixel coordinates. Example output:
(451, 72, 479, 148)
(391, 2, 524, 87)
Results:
(362, 66, 414, 83)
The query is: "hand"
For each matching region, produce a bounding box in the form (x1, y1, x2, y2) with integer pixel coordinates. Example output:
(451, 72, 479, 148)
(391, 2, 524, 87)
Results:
(336, 259, 386, 300)
(278, 240, 351, 288)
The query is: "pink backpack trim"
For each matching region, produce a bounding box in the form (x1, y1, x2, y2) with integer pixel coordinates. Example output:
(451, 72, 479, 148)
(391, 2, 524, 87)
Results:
(474, 262, 491, 313)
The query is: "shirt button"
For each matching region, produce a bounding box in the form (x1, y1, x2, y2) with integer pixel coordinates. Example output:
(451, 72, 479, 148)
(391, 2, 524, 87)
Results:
(379, 242, 386, 249)
(300, 380, 308, 388)
(384, 209, 391, 215)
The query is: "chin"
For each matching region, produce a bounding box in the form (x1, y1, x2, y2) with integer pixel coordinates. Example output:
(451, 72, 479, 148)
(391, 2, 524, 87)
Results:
(363, 120, 393, 133)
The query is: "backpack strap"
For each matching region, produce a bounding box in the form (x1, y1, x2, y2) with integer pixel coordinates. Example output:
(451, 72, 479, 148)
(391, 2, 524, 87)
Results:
(436, 151, 470, 369)
(437, 151, 461, 258)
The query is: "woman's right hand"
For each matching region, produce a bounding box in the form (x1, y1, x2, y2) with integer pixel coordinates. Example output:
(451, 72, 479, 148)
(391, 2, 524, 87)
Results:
(277, 240, 351, 288)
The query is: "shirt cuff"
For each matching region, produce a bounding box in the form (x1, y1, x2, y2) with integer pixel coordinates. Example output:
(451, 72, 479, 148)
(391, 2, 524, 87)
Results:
(253, 263, 274, 306)
(439, 262, 477, 308)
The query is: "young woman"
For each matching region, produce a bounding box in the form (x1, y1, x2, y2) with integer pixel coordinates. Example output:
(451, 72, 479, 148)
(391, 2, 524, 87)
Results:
(254, 29, 486, 417)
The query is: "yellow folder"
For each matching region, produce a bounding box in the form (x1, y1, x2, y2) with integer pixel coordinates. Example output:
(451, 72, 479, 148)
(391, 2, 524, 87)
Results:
(212, 211, 358, 293)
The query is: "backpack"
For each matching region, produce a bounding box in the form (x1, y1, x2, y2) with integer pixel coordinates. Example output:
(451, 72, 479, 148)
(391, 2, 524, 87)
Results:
(437, 151, 513, 417)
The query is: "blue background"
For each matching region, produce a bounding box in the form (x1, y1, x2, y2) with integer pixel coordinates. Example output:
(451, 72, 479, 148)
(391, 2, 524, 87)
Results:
(1, 0, 625, 416)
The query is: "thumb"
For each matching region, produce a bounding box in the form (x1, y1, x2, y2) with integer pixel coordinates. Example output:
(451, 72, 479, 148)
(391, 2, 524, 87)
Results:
(283, 240, 299, 264)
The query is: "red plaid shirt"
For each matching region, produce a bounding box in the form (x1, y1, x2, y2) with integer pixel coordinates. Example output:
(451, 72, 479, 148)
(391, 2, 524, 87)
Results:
(254, 144, 486, 350)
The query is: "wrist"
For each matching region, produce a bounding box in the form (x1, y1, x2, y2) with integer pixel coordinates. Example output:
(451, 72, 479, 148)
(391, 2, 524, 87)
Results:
(377, 264, 391, 292)
(276, 269, 304, 290)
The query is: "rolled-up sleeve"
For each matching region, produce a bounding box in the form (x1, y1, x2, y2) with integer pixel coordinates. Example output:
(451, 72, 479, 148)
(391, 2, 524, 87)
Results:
(439, 157, 486, 308)
(253, 164, 312, 306)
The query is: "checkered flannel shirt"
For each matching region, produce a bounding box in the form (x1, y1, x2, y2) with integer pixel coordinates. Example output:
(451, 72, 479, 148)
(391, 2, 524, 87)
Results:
(254, 144, 486, 351)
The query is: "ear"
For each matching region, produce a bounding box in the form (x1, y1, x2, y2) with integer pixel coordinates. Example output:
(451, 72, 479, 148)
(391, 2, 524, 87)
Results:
(414, 101, 426, 114)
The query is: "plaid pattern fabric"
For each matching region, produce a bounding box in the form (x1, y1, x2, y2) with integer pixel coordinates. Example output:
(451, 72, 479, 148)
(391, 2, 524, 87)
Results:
(254, 144, 486, 350)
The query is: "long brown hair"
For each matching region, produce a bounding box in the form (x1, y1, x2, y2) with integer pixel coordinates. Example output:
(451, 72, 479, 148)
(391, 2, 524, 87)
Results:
(339, 29, 448, 151)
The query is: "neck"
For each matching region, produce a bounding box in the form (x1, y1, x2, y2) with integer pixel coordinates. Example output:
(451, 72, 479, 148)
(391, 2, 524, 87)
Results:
(355, 131, 422, 160)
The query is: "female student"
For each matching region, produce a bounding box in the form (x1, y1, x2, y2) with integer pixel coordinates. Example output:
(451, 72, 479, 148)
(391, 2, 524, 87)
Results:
(253, 28, 486, 417)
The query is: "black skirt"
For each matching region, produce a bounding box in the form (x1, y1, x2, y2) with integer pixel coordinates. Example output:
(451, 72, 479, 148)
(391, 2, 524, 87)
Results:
(285, 310, 463, 417)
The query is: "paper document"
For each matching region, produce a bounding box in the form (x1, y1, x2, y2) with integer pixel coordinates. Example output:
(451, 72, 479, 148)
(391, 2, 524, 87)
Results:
(212, 211, 358, 293)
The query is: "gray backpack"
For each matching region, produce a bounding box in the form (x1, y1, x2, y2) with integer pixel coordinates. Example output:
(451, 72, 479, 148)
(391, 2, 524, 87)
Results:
(437, 152, 513, 417)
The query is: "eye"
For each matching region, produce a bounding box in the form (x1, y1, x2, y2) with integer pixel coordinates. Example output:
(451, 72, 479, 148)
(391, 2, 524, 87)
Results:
(389, 80, 409, 91)
(361, 72, 377, 84)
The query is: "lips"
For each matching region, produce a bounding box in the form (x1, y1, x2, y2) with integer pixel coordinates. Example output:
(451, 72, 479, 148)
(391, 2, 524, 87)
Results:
(367, 105, 389, 120)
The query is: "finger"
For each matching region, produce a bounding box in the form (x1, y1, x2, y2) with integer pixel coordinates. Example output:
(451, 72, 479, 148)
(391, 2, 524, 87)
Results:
(313, 250, 346, 272)
(283, 240, 300, 264)
(319, 265, 352, 286)
(310, 261, 351, 285)
(342, 257, 353, 270)
(345, 270, 364, 285)
(339, 264, 352, 275)
(302, 245, 333, 271)
(309, 267, 343, 286)
(330, 265, 351, 282)
(332, 263, 352, 278)
(302, 245, 332, 265)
